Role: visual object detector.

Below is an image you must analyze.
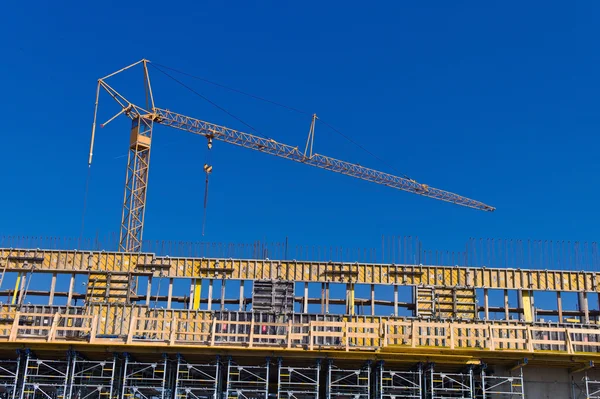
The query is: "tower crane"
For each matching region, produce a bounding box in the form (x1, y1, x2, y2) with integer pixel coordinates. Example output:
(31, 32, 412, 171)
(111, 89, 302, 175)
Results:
(89, 60, 495, 253)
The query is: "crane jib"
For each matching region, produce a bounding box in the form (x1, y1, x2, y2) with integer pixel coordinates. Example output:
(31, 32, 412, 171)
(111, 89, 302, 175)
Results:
(154, 107, 494, 212)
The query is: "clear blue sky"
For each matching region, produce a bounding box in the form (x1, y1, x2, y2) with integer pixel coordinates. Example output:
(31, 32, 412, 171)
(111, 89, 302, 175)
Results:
(1, 1, 598, 257)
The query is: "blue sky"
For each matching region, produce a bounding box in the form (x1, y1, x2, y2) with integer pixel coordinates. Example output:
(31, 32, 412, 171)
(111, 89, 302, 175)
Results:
(0, 1, 598, 256)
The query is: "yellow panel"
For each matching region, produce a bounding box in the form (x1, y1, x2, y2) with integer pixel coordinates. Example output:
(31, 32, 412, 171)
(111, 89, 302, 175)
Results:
(192, 279, 202, 310)
(521, 291, 533, 323)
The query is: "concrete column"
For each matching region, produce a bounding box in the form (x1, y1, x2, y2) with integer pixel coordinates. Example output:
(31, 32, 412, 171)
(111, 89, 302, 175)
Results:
(504, 290, 510, 320)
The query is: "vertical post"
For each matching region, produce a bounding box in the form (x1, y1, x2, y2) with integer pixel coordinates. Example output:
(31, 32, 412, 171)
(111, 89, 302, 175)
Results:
(371, 284, 375, 316)
(67, 354, 77, 399)
(167, 278, 173, 309)
(18, 274, 27, 306)
(11, 273, 21, 305)
(160, 356, 167, 399)
(220, 279, 226, 310)
(303, 283, 309, 314)
(48, 273, 57, 305)
(18, 351, 31, 399)
(481, 367, 487, 399)
(10, 356, 20, 399)
(207, 279, 213, 311)
(145, 276, 152, 306)
(67, 273, 75, 306)
(321, 283, 325, 313)
(325, 282, 330, 313)
(579, 292, 590, 324)
(483, 288, 489, 320)
(213, 356, 220, 399)
(192, 279, 202, 310)
(504, 290, 510, 320)
(109, 355, 116, 399)
(121, 355, 129, 399)
(394, 285, 399, 317)
(239, 280, 245, 311)
(557, 292, 563, 323)
(348, 283, 355, 316)
(264, 361, 270, 399)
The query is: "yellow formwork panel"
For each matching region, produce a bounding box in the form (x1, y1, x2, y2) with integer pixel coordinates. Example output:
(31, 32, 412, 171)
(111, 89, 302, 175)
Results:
(2, 248, 600, 293)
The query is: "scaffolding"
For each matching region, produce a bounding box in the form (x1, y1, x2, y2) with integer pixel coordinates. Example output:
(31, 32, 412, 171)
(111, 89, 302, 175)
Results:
(480, 367, 524, 398)
(327, 362, 370, 399)
(0, 359, 19, 399)
(378, 363, 422, 399)
(174, 357, 219, 399)
(68, 355, 116, 399)
(277, 360, 319, 399)
(586, 376, 600, 399)
(427, 366, 473, 399)
(19, 353, 70, 399)
(121, 355, 169, 399)
(225, 359, 269, 399)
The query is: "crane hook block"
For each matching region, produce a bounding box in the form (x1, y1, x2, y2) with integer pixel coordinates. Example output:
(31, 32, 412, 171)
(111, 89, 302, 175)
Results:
(204, 164, 213, 174)
(207, 137, 213, 150)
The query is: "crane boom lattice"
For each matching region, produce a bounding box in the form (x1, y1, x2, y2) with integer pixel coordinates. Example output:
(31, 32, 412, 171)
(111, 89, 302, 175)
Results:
(90, 60, 494, 252)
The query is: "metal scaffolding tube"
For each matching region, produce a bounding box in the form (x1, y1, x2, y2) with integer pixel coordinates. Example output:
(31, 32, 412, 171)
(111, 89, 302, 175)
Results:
(427, 366, 473, 399)
(67, 354, 116, 399)
(174, 356, 219, 399)
(225, 359, 269, 399)
(327, 361, 370, 399)
(120, 355, 169, 399)
(378, 362, 422, 399)
(277, 359, 319, 399)
(480, 367, 524, 398)
(0, 358, 20, 399)
(18, 352, 70, 399)
(586, 375, 600, 399)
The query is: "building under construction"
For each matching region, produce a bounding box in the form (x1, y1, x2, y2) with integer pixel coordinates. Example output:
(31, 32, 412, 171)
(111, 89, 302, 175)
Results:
(1, 246, 600, 399)
(0, 60, 597, 399)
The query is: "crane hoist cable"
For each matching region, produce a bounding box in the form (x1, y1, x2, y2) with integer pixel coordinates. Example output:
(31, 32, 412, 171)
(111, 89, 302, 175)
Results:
(202, 138, 214, 236)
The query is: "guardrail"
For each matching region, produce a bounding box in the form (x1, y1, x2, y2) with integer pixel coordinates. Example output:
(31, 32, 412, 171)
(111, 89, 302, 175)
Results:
(2, 309, 600, 357)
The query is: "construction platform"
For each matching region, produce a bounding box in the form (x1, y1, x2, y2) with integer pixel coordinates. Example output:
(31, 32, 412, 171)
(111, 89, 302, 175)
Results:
(1, 247, 600, 398)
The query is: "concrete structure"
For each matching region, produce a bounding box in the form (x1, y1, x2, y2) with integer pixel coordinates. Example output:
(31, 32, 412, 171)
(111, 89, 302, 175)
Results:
(2, 247, 600, 398)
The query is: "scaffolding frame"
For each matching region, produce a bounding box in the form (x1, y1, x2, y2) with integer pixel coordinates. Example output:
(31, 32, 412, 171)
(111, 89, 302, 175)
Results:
(19, 353, 70, 399)
(327, 361, 370, 399)
(225, 359, 269, 399)
(586, 375, 600, 399)
(67, 354, 116, 399)
(121, 355, 169, 399)
(427, 366, 473, 399)
(174, 356, 219, 399)
(277, 359, 319, 399)
(378, 362, 422, 399)
(0, 358, 20, 399)
(480, 367, 524, 398)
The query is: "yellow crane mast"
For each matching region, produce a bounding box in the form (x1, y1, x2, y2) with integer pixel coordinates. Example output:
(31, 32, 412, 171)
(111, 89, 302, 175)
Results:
(89, 59, 494, 252)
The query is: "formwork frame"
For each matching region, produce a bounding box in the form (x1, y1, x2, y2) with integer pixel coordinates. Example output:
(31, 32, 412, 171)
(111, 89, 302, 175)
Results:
(277, 359, 320, 399)
(480, 367, 524, 399)
(19, 352, 70, 399)
(377, 362, 423, 399)
(225, 359, 269, 399)
(326, 361, 370, 399)
(585, 375, 600, 399)
(174, 356, 219, 399)
(121, 355, 169, 399)
(427, 365, 473, 399)
(0, 358, 20, 399)
(67, 354, 116, 399)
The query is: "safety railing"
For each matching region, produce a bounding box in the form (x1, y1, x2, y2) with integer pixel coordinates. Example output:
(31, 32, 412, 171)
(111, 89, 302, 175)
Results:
(4, 308, 600, 357)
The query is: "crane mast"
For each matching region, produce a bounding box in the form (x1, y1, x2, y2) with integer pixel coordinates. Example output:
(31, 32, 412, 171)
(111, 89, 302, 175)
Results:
(90, 60, 495, 253)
